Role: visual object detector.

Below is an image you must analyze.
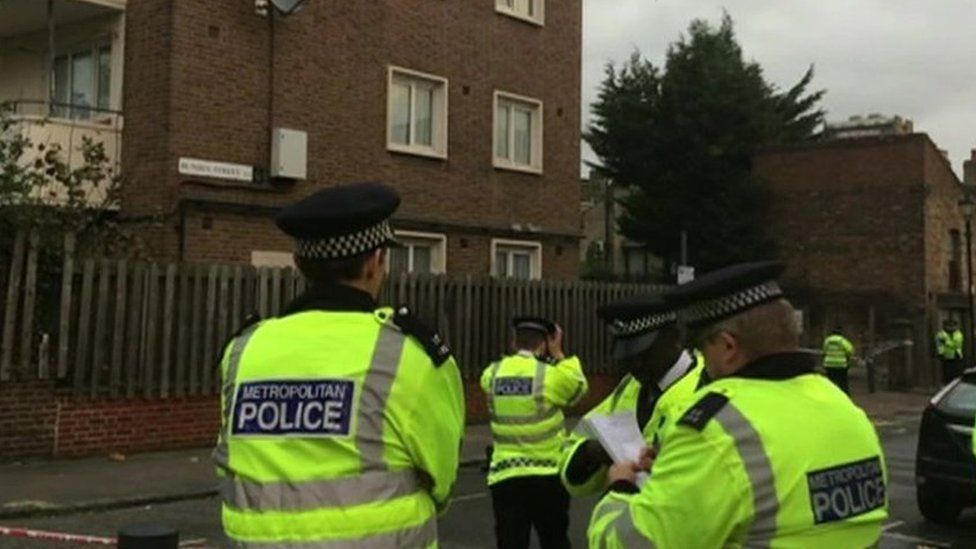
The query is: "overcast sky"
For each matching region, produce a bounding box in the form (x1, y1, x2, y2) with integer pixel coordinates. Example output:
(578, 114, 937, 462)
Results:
(582, 0, 976, 176)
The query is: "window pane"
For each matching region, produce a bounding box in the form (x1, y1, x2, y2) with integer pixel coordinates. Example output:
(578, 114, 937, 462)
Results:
(495, 104, 510, 160)
(513, 107, 532, 165)
(53, 56, 69, 118)
(70, 51, 94, 119)
(97, 46, 112, 111)
(527, 0, 535, 17)
(413, 245, 433, 274)
(512, 253, 531, 280)
(495, 251, 508, 277)
(391, 81, 411, 145)
(389, 246, 409, 276)
(414, 85, 434, 147)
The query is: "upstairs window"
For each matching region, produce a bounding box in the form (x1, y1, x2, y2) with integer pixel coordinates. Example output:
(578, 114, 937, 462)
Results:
(494, 92, 543, 174)
(387, 67, 448, 159)
(496, 0, 544, 25)
(52, 44, 112, 120)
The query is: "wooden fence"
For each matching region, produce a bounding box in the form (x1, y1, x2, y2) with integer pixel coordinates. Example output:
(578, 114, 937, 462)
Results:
(0, 230, 660, 399)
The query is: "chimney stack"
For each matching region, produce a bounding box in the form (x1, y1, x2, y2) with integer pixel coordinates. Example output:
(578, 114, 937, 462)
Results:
(965, 148, 976, 185)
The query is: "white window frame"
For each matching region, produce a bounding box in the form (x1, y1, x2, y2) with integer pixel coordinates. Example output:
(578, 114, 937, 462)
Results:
(495, 0, 545, 26)
(493, 91, 544, 174)
(51, 42, 113, 120)
(491, 238, 543, 280)
(386, 66, 449, 159)
(388, 230, 448, 275)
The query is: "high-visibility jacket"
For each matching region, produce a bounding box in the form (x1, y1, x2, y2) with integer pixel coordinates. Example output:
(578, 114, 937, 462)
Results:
(214, 300, 465, 547)
(936, 329, 964, 360)
(822, 334, 854, 369)
(589, 352, 888, 548)
(558, 351, 705, 497)
(480, 352, 588, 486)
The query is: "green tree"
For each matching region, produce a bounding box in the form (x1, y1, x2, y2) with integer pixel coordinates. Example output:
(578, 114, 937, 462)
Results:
(587, 14, 825, 272)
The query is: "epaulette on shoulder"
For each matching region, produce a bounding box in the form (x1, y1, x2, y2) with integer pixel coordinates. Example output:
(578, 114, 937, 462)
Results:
(392, 306, 452, 367)
(216, 313, 262, 364)
(677, 392, 730, 431)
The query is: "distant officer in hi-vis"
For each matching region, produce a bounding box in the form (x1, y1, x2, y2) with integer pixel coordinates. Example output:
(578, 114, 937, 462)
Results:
(482, 316, 587, 549)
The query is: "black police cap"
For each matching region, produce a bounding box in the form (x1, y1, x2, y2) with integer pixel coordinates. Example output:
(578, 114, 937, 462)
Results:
(598, 294, 678, 361)
(663, 260, 786, 329)
(274, 182, 401, 260)
(512, 316, 557, 335)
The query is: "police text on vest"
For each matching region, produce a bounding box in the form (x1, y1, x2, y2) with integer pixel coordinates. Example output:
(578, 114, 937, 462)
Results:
(806, 456, 886, 524)
(232, 379, 356, 436)
(494, 377, 534, 396)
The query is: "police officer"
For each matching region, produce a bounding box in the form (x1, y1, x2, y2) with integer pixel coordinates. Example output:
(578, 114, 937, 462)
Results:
(935, 318, 964, 384)
(822, 326, 855, 394)
(588, 261, 888, 547)
(481, 316, 587, 549)
(213, 182, 466, 547)
(559, 295, 705, 497)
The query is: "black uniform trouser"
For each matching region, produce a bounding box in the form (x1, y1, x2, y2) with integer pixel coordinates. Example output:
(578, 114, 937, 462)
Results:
(940, 358, 963, 384)
(825, 367, 849, 394)
(490, 475, 571, 549)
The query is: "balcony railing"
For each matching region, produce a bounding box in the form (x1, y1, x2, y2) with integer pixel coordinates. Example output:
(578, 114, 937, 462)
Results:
(4, 99, 123, 209)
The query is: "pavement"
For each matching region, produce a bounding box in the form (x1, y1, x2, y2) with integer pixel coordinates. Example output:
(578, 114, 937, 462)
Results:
(0, 379, 934, 522)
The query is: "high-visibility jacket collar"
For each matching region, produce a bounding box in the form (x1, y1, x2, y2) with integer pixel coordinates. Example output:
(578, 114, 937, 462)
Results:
(727, 352, 816, 381)
(658, 350, 695, 392)
(281, 283, 377, 316)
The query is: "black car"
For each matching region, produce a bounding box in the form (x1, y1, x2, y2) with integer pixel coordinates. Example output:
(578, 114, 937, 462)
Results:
(915, 368, 976, 523)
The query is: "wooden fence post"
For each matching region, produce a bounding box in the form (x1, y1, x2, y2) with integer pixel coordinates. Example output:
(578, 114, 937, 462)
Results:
(72, 259, 95, 398)
(18, 229, 40, 377)
(0, 230, 27, 381)
(57, 232, 77, 380)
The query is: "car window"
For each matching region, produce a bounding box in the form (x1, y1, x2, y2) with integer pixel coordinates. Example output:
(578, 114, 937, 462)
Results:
(938, 377, 976, 417)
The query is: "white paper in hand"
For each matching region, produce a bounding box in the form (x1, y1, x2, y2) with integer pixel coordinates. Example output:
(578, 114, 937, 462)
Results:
(577, 411, 649, 487)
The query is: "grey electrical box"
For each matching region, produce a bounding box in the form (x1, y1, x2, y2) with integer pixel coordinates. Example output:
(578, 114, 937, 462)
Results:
(270, 128, 307, 180)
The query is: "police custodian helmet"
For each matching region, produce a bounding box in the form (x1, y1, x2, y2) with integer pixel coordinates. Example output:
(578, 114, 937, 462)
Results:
(274, 181, 401, 260)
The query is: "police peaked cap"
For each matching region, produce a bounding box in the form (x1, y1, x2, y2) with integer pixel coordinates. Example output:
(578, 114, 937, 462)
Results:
(664, 260, 786, 329)
(598, 294, 678, 361)
(275, 181, 401, 260)
(512, 316, 557, 335)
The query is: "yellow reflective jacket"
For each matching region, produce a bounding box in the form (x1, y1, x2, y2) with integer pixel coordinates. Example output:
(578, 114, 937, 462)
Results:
(480, 352, 588, 485)
(559, 351, 705, 497)
(588, 354, 888, 548)
(214, 305, 465, 547)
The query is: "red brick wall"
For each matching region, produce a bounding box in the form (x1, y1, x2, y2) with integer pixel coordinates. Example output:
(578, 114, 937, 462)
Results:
(121, 1, 583, 277)
(53, 396, 219, 458)
(756, 135, 929, 301)
(0, 381, 57, 460)
(755, 134, 966, 387)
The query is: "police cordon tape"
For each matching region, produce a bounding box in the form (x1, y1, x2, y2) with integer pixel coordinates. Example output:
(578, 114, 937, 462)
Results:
(0, 525, 210, 547)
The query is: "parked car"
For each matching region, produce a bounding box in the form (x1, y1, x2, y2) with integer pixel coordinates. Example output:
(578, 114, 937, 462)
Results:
(915, 368, 976, 523)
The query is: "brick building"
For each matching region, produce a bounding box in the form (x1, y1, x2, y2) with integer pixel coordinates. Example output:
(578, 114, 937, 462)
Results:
(2, 0, 582, 279)
(755, 133, 971, 387)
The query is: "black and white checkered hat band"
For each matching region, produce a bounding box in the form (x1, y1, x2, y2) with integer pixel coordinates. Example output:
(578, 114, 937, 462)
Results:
(612, 311, 677, 337)
(295, 220, 394, 260)
(684, 281, 783, 325)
